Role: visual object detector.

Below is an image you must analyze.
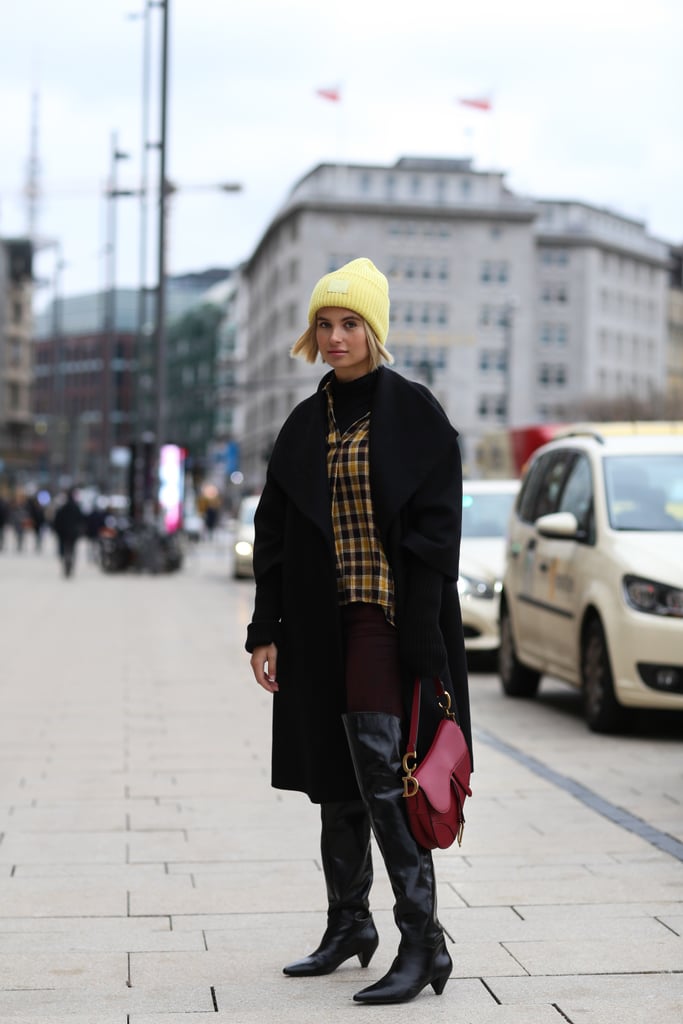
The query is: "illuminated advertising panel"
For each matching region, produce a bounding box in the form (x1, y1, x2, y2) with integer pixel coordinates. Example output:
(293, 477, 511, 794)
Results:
(159, 444, 185, 533)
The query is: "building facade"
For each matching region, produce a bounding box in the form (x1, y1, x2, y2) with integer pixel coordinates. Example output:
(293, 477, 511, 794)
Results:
(667, 247, 683, 409)
(32, 275, 227, 490)
(0, 239, 34, 486)
(239, 157, 673, 484)
(533, 201, 670, 421)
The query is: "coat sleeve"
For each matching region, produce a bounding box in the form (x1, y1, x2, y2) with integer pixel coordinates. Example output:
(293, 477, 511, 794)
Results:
(400, 434, 463, 582)
(245, 471, 285, 652)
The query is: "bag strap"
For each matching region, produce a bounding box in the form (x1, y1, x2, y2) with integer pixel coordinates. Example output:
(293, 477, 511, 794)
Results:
(407, 677, 452, 754)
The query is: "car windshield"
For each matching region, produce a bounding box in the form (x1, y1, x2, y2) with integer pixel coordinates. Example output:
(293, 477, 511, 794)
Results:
(604, 454, 683, 531)
(461, 489, 517, 538)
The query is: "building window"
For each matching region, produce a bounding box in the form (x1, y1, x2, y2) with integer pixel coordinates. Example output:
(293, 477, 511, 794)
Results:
(410, 175, 421, 197)
(480, 261, 492, 283)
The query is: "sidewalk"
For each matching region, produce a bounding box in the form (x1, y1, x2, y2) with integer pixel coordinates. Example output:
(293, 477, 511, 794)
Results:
(0, 541, 681, 1023)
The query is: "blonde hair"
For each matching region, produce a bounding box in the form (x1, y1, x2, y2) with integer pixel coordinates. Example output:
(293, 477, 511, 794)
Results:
(290, 320, 394, 369)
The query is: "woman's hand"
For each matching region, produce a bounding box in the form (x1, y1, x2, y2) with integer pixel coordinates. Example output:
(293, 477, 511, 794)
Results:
(250, 643, 279, 693)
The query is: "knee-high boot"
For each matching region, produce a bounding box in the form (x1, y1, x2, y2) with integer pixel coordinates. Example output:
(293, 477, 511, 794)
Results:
(283, 799, 378, 976)
(342, 712, 452, 1004)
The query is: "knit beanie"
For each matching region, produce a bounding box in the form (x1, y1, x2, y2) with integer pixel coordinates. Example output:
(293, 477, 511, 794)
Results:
(306, 258, 390, 345)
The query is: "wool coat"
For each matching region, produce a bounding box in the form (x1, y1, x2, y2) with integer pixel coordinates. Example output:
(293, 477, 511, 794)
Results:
(247, 366, 472, 804)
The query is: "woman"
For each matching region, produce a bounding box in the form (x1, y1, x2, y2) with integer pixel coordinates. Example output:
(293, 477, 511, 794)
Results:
(246, 258, 471, 1005)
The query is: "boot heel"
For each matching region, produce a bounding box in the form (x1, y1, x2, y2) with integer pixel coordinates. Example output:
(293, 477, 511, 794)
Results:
(431, 971, 449, 995)
(357, 935, 380, 968)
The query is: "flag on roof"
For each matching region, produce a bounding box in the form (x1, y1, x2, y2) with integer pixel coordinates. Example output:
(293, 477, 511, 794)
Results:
(458, 97, 492, 111)
(316, 87, 341, 102)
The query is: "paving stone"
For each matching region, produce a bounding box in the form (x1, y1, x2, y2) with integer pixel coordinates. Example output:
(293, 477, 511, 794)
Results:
(487, 972, 683, 1006)
(502, 935, 683, 974)
(0, 878, 127, 917)
(0, 951, 126, 988)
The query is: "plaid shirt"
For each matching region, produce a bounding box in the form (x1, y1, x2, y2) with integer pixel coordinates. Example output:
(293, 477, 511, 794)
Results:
(324, 383, 396, 624)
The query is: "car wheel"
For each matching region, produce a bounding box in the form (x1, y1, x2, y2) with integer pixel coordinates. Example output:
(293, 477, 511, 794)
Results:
(499, 601, 541, 697)
(581, 617, 625, 733)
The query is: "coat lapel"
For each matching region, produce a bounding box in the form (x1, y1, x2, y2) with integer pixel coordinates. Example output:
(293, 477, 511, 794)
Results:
(269, 390, 335, 551)
(370, 368, 451, 537)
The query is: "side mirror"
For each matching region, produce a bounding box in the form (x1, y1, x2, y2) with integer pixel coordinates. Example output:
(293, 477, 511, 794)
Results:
(535, 511, 579, 539)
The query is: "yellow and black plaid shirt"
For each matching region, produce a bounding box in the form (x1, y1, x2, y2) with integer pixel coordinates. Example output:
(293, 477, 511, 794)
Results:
(324, 383, 396, 624)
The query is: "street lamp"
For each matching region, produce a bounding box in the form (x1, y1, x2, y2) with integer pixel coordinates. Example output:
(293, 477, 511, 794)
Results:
(102, 133, 131, 491)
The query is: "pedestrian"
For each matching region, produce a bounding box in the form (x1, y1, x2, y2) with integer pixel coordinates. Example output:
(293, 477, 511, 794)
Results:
(10, 497, 27, 552)
(246, 258, 471, 1005)
(26, 494, 46, 552)
(52, 488, 85, 578)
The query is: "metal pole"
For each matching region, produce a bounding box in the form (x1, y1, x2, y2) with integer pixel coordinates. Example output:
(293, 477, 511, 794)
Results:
(102, 131, 118, 492)
(154, 0, 170, 521)
(51, 244, 65, 487)
(133, 0, 153, 521)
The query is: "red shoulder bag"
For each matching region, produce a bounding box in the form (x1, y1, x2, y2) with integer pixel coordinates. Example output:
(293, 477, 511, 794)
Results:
(402, 678, 472, 850)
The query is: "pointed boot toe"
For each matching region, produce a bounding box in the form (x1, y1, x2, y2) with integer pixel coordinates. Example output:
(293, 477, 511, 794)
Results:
(283, 913, 379, 976)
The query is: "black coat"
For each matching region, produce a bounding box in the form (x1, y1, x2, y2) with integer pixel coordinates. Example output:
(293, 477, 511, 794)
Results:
(53, 498, 85, 542)
(248, 367, 471, 803)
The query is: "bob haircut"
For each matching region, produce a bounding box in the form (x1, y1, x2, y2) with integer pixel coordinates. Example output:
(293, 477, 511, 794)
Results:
(290, 319, 394, 370)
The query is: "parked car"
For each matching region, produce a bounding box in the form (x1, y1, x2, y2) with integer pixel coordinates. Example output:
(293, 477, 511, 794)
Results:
(499, 428, 683, 731)
(233, 495, 260, 578)
(458, 479, 519, 654)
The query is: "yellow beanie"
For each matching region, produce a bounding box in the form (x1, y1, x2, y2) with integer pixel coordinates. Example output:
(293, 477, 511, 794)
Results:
(307, 258, 390, 345)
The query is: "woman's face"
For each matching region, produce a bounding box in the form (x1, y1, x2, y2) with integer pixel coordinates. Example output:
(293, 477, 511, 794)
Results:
(315, 306, 370, 382)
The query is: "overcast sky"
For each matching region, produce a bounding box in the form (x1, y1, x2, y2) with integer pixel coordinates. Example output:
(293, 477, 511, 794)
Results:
(1, 0, 681, 304)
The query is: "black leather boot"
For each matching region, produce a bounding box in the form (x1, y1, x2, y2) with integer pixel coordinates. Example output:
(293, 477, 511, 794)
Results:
(283, 800, 378, 976)
(342, 713, 452, 1004)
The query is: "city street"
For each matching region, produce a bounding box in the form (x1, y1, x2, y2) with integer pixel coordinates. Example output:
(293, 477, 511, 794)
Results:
(0, 534, 681, 1023)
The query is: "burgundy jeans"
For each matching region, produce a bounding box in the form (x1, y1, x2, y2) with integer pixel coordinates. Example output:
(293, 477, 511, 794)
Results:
(341, 603, 404, 719)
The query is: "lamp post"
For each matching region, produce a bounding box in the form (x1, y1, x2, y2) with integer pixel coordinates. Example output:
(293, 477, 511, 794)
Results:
(102, 133, 131, 491)
(50, 242, 67, 487)
(152, 0, 171, 524)
(127, 0, 242, 524)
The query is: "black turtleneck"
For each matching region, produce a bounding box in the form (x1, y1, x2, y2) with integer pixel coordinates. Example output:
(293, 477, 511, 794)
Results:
(329, 370, 378, 434)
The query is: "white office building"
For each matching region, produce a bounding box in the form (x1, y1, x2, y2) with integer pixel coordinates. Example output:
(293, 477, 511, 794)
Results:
(240, 157, 671, 484)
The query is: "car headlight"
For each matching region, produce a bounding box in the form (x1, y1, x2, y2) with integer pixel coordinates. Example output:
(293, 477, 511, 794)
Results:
(623, 575, 683, 618)
(457, 573, 499, 600)
(234, 541, 253, 557)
